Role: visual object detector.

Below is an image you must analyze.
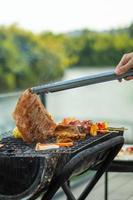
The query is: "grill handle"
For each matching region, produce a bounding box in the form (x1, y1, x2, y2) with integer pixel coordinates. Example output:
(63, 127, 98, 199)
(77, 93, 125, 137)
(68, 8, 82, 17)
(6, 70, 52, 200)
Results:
(31, 69, 133, 94)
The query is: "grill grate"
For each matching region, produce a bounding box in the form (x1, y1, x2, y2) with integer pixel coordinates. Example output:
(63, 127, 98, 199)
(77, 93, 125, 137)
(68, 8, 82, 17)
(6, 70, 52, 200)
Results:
(0, 130, 123, 157)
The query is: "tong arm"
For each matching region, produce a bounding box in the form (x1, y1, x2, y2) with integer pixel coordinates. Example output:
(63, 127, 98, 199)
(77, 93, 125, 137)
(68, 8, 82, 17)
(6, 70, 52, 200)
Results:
(31, 69, 133, 94)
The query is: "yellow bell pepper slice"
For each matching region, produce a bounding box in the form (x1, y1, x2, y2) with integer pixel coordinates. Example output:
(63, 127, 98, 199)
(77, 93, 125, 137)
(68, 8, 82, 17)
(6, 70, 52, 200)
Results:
(12, 127, 22, 139)
(90, 124, 98, 136)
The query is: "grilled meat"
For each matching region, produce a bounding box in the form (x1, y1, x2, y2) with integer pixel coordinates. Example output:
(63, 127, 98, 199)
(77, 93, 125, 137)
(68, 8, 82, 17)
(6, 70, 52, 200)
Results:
(54, 125, 86, 143)
(13, 89, 56, 143)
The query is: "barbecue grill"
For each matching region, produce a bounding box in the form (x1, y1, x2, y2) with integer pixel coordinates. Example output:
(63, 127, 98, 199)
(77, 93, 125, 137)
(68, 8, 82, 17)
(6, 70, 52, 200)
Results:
(0, 69, 133, 200)
(0, 131, 124, 200)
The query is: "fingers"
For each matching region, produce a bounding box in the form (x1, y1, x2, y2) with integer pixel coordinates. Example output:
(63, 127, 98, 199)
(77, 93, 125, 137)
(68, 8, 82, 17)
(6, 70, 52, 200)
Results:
(115, 52, 133, 82)
(115, 57, 133, 75)
(116, 62, 132, 75)
(115, 54, 130, 74)
(117, 54, 130, 67)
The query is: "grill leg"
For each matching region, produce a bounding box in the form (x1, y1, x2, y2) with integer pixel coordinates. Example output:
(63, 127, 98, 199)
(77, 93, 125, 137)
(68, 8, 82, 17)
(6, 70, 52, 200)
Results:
(62, 182, 76, 200)
(77, 146, 121, 200)
(105, 172, 108, 200)
(65, 180, 72, 200)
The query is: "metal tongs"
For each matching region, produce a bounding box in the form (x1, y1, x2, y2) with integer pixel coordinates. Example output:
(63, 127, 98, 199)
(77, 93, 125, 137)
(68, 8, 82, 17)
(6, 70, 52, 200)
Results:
(31, 69, 133, 94)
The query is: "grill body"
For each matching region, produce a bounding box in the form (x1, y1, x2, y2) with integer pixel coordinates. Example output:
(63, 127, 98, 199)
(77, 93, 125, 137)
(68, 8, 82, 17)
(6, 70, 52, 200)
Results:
(0, 156, 59, 200)
(0, 131, 124, 200)
(0, 158, 43, 200)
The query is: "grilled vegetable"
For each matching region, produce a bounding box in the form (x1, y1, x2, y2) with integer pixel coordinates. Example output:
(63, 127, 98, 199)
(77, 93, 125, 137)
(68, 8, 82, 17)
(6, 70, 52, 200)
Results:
(35, 143, 59, 151)
(90, 124, 98, 136)
(56, 142, 73, 147)
(13, 127, 23, 139)
(35, 142, 73, 151)
(97, 122, 108, 130)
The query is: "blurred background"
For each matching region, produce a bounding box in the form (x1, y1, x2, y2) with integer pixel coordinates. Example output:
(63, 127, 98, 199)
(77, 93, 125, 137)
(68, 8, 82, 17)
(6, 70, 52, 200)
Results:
(0, 1, 133, 200)
(0, 0, 133, 141)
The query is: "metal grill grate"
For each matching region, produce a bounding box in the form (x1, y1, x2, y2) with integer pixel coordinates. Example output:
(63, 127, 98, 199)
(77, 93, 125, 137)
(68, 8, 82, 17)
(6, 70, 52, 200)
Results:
(0, 131, 123, 157)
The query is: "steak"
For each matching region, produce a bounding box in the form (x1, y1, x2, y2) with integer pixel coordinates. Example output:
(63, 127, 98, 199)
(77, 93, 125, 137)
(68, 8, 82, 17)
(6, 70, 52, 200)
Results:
(13, 89, 56, 143)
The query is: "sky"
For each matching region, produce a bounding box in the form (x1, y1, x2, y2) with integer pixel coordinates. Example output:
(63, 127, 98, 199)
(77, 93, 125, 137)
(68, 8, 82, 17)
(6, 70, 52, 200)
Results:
(0, 0, 133, 33)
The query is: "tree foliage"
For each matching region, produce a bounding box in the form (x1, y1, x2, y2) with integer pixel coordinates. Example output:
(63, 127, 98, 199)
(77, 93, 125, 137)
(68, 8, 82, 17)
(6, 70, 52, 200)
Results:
(0, 24, 133, 92)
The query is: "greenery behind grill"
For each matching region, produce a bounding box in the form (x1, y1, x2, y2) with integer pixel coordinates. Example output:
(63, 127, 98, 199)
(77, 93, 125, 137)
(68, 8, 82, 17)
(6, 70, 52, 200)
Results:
(0, 23, 133, 92)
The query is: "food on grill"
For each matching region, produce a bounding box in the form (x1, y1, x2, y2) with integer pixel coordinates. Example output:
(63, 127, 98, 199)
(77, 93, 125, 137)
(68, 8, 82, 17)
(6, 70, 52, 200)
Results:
(59, 118, 93, 134)
(13, 127, 23, 139)
(90, 124, 98, 136)
(54, 125, 86, 143)
(57, 142, 74, 147)
(12, 89, 109, 144)
(13, 89, 56, 143)
(35, 143, 59, 151)
(97, 122, 108, 130)
(56, 138, 73, 143)
(35, 141, 74, 150)
(0, 144, 4, 148)
(59, 118, 109, 136)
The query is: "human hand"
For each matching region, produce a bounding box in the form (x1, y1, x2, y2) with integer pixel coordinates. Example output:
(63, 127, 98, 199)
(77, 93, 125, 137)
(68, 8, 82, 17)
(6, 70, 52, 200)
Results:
(115, 52, 133, 80)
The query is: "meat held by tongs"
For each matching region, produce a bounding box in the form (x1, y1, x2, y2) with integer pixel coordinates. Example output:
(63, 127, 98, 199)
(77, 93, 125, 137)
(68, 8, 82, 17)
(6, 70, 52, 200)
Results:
(13, 89, 56, 143)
